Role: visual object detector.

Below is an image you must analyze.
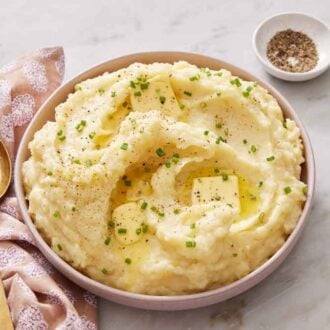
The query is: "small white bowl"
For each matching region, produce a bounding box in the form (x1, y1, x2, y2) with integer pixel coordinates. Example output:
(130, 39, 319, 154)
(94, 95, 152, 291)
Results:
(253, 12, 330, 81)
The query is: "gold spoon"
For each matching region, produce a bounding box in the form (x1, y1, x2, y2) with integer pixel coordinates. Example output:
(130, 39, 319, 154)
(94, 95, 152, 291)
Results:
(0, 139, 11, 199)
(0, 275, 14, 330)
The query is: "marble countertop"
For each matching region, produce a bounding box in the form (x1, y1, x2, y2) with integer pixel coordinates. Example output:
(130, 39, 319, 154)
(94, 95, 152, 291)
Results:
(1, 0, 329, 328)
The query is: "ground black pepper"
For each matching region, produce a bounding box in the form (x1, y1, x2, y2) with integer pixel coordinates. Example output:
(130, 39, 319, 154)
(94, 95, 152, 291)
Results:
(267, 29, 318, 73)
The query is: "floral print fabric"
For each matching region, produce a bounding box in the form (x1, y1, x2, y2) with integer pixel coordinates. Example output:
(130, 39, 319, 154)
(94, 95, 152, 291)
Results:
(0, 47, 97, 329)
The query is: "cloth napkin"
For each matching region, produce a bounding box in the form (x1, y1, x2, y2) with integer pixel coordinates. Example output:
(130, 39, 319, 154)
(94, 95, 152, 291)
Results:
(0, 47, 98, 330)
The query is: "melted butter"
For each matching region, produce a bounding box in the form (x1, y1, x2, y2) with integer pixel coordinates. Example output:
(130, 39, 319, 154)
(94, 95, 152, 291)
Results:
(176, 166, 261, 219)
(110, 166, 153, 209)
(95, 101, 131, 148)
(113, 237, 151, 289)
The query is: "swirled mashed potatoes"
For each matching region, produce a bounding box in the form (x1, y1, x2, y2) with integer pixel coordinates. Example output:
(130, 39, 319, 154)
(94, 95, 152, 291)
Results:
(23, 62, 306, 295)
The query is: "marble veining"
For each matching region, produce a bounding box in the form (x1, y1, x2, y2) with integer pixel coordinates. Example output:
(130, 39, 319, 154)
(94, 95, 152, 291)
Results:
(1, 0, 329, 328)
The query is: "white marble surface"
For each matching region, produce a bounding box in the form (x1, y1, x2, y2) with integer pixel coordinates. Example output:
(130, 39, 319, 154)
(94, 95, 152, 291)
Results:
(1, 0, 329, 328)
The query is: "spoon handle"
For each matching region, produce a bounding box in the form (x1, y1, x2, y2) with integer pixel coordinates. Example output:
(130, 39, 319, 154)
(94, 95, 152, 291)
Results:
(0, 277, 14, 330)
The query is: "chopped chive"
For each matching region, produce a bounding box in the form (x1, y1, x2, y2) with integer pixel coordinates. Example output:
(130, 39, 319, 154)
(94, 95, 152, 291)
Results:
(258, 181, 263, 188)
(283, 120, 287, 129)
(108, 220, 115, 228)
(156, 148, 166, 157)
(53, 210, 60, 218)
(190, 223, 196, 229)
(185, 241, 196, 248)
(214, 72, 223, 77)
(89, 132, 96, 139)
(111, 91, 116, 97)
(159, 96, 166, 104)
(251, 145, 257, 153)
(104, 237, 111, 245)
(57, 130, 63, 136)
(141, 223, 148, 233)
(134, 91, 141, 97)
(243, 139, 248, 144)
(232, 253, 238, 257)
(124, 179, 131, 187)
(303, 186, 308, 194)
(73, 159, 81, 164)
(215, 122, 222, 129)
(174, 209, 180, 214)
(125, 258, 132, 265)
(57, 244, 62, 251)
(184, 91, 192, 96)
(189, 74, 200, 81)
(165, 162, 171, 168)
(120, 142, 128, 150)
(141, 201, 148, 210)
(71, 206, 77, 211)
(227, 203, 233, 208)
(216, 92, 222, 96)
(136, 228, 142, 235)
(204, 130, 209, 136)
(284, 186, 292, 194)
(215, 195, 221, 201)
(158, 212, 165, 217)
(101, 268, 108, 274)
(230, 78, 242, 87)
(222, 174, 229, 181)
(140, 82, 150, 90)
(98, 87, 105, 95)
(59, 135, 66, 141)
(179, 102, 185, 110)
(47, 171, 53, 176)
(266, 155, 275, 162)
(130, 81, 136, 88)
(118, 228, 127, 234)
(242, 85, 253, 97)
(216, 136, 225, 144)
(75, 120, 87, 133)
(85, 160, 93, 167)
(150, 206, 157, 212)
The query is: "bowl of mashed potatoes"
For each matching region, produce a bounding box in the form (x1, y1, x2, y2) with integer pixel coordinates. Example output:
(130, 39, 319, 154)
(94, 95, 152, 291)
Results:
(15, 52, 315, 310)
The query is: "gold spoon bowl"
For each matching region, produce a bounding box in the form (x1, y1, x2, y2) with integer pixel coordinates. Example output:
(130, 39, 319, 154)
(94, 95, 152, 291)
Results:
(0, 140, 11, 199)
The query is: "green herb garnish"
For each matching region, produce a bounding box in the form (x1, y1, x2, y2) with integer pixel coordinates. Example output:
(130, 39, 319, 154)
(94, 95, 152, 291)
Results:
(185, 241, 196, 248)
(141, 201, 148, 210)
(120, 142, 128, 150)
(104, 237, 111, 245)
(284, 186, 292, 194)
(159, 96, 166, 104)
(156, 148, 166, 157)
(266, 155, 275, 162)
(230, 78, 242, 87)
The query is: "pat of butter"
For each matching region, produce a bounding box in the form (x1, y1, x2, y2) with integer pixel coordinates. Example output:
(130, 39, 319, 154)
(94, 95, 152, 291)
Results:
(113, 202, 146, 245)
(191, 175, 240, 211)
(130, 76, 180, 117)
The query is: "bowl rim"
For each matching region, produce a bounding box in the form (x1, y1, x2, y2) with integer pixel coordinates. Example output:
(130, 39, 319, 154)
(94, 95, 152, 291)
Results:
(14, 51, 316, 310)
(252, 11, 330, 78)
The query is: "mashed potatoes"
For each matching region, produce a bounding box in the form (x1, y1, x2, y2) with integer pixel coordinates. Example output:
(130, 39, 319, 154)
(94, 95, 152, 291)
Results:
(23, 61, 306, 295)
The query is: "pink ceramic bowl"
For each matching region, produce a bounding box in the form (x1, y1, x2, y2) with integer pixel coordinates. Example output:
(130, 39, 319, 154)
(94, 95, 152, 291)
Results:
(15, 52, 315, 311)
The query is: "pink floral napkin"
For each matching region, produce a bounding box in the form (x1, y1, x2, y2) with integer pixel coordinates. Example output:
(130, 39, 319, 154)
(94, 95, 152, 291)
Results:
(0, 47, 98, 329)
